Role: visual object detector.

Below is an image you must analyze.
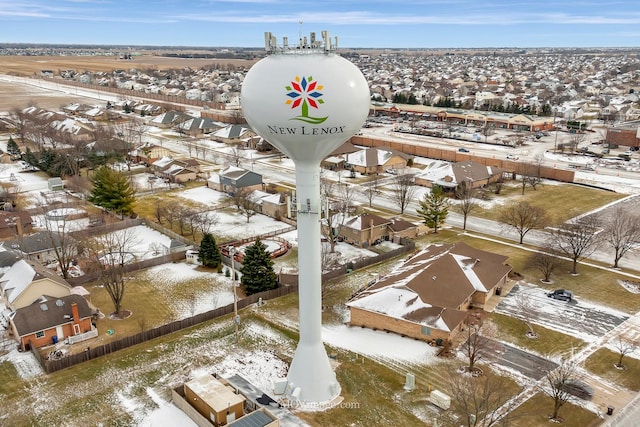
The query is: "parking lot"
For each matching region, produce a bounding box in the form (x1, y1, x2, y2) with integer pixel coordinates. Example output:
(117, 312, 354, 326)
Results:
(495, 282, 629, 342)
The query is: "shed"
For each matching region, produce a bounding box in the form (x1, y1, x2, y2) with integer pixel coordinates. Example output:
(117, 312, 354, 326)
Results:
(48, 177, 64, 191)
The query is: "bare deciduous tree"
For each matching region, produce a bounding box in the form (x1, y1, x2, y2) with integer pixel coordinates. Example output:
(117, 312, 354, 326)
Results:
(539, 358, 581, 422)
(455, 180, 478, 231)
(391, 172, 418, 214)
(498, 201, 549, 244)
(85, 228, 140, 316)
(601, 206, 640, 268)
(361, 174, 381, 208)
(530, 252, 563, 283)
(515, 291, 538, 338)
(437, 367, 518, 427)
(549, 214, 601, 275)
(612, 336, 637, 369)
(35, 198, 79, 279)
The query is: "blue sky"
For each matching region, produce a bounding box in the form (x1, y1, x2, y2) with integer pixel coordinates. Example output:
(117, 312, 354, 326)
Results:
(1, 0, 639, 48)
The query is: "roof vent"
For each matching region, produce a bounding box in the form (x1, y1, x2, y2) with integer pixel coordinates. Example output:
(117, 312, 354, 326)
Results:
(432, 275, 437, 280)
(40, 303, 48, 311)
(56, 299, 64, 307)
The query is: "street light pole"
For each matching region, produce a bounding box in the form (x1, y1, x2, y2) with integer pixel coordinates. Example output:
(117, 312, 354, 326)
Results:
(230, 247, 239, 344)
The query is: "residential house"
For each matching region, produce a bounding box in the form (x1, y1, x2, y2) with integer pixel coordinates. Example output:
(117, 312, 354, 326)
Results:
(259, 192, 290, 220)
(0, 259, 72, 310)
(212, 124, 253, 144)
(207, 166, 263, 195)
(4, 231, 78, 266)
(415, 160, 504, 191)
(130, 144, 173, 165)
(344, 147, 411, 175)
(321, 141, 362, 171)
(151, 157, 200, 183)
(9, 294, 95, 351)
(339, 213, 392, 247)
(177, 117, 219, 136)
(0, 211, 33, 240)
(150, 111, 189, 129)
(387, 217, 420, 242)
(347, 242, 512, 342)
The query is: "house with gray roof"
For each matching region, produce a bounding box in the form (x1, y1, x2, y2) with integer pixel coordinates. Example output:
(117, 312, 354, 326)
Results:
(415, 160, 504, 190)
(4, 231, 78, 266)
(9, 294, 95, 351)
(207, 166, 263, 195)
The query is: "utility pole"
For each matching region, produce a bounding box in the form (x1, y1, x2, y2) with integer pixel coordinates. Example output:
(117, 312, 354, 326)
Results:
(230, 247, 239, 344)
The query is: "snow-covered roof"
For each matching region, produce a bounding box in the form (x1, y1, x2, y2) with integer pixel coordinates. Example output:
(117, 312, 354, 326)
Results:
(0, 260, 36, 304)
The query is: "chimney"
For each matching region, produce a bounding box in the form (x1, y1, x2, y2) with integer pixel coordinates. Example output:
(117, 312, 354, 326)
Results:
(15, 215, 23, 237)
(71, 302, 80, 324)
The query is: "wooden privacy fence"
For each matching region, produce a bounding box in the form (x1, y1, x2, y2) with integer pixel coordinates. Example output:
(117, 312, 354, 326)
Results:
(278, 238, 416, 286)
(35, 284, 298, 374)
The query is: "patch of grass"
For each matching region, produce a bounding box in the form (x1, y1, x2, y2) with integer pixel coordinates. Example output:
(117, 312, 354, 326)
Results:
(472, 182, 623, 224)
(0, 361, 25, 398)
(584, 348, 640, 391)
(489, 312, 587, 356)
(299, 353, 425, 426)
(509, 392, 601, 427)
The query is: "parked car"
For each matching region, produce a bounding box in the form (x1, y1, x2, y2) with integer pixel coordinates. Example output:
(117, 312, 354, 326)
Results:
(385, 168, 397, 175)
(547, 289, 573, 302)
(458, 148, 470, 153)
(561, 379, 594, 400)
(506, 154, 519, 160)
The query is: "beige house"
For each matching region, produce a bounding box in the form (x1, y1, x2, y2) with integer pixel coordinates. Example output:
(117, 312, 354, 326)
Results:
(0, 259, 72, 310)
(347, 242, 512, 343)
(415, 160, 504, 190)
(339, 213, 392, 248)
(344, 147, 411, 175)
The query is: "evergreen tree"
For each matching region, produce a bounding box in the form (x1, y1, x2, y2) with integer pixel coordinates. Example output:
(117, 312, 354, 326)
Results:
(416, 184, 450, 234)
(88, 166, 136, 216)
(22, 147, 38, 167)
(198, 233, 221, 268)
(240, 238, 277, 295)
(6, 137, 20, 159)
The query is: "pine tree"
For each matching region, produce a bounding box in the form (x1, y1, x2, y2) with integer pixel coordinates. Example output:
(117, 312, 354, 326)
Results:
(416, 184, 450, 234)
(240, 238, 277, 295)
(6, 137, 20, 159)
(198, 233, 221, 268)
(88, 166, 136, 216)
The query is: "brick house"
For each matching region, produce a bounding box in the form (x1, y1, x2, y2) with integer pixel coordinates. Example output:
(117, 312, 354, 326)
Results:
(347, 242, 512, 343)
(0, 211, 33, 240)
(9, 294, 94, 351)
(339, 213, 392, 247)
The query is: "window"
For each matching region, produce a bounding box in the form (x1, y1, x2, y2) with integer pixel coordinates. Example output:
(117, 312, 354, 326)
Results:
(421, 326, 431, 336)
(35, 330, 45, 339)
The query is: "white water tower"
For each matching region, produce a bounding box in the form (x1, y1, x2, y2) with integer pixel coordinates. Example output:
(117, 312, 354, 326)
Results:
(241, 31, 370, 405)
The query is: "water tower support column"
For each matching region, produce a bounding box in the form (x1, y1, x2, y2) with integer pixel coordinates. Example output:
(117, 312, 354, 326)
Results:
(286, 161, 340, 404)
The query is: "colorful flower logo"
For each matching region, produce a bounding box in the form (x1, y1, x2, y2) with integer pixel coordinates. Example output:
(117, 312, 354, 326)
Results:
(285, 76, 328, 124)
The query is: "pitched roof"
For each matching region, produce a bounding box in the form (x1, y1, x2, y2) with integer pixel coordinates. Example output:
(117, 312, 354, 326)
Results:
(343, 213, 392, 231)
(347, 242, 511, 331)
(345, 147, 408, 168)
(0, 259, 70, 304)
(11, 294, 92, 337)
(0, 211, 33, 230)
(5, 231, 76, 255)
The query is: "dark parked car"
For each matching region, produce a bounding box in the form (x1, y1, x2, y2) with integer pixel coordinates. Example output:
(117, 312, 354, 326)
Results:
(547, 289, 573, 302)
(458, 147, 470, 153)
(561, 379, 594, 400)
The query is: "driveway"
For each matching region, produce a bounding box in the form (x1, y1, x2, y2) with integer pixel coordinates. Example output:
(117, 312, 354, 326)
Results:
(480, 338, 558, 380)
(495, 282, 629, 341)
